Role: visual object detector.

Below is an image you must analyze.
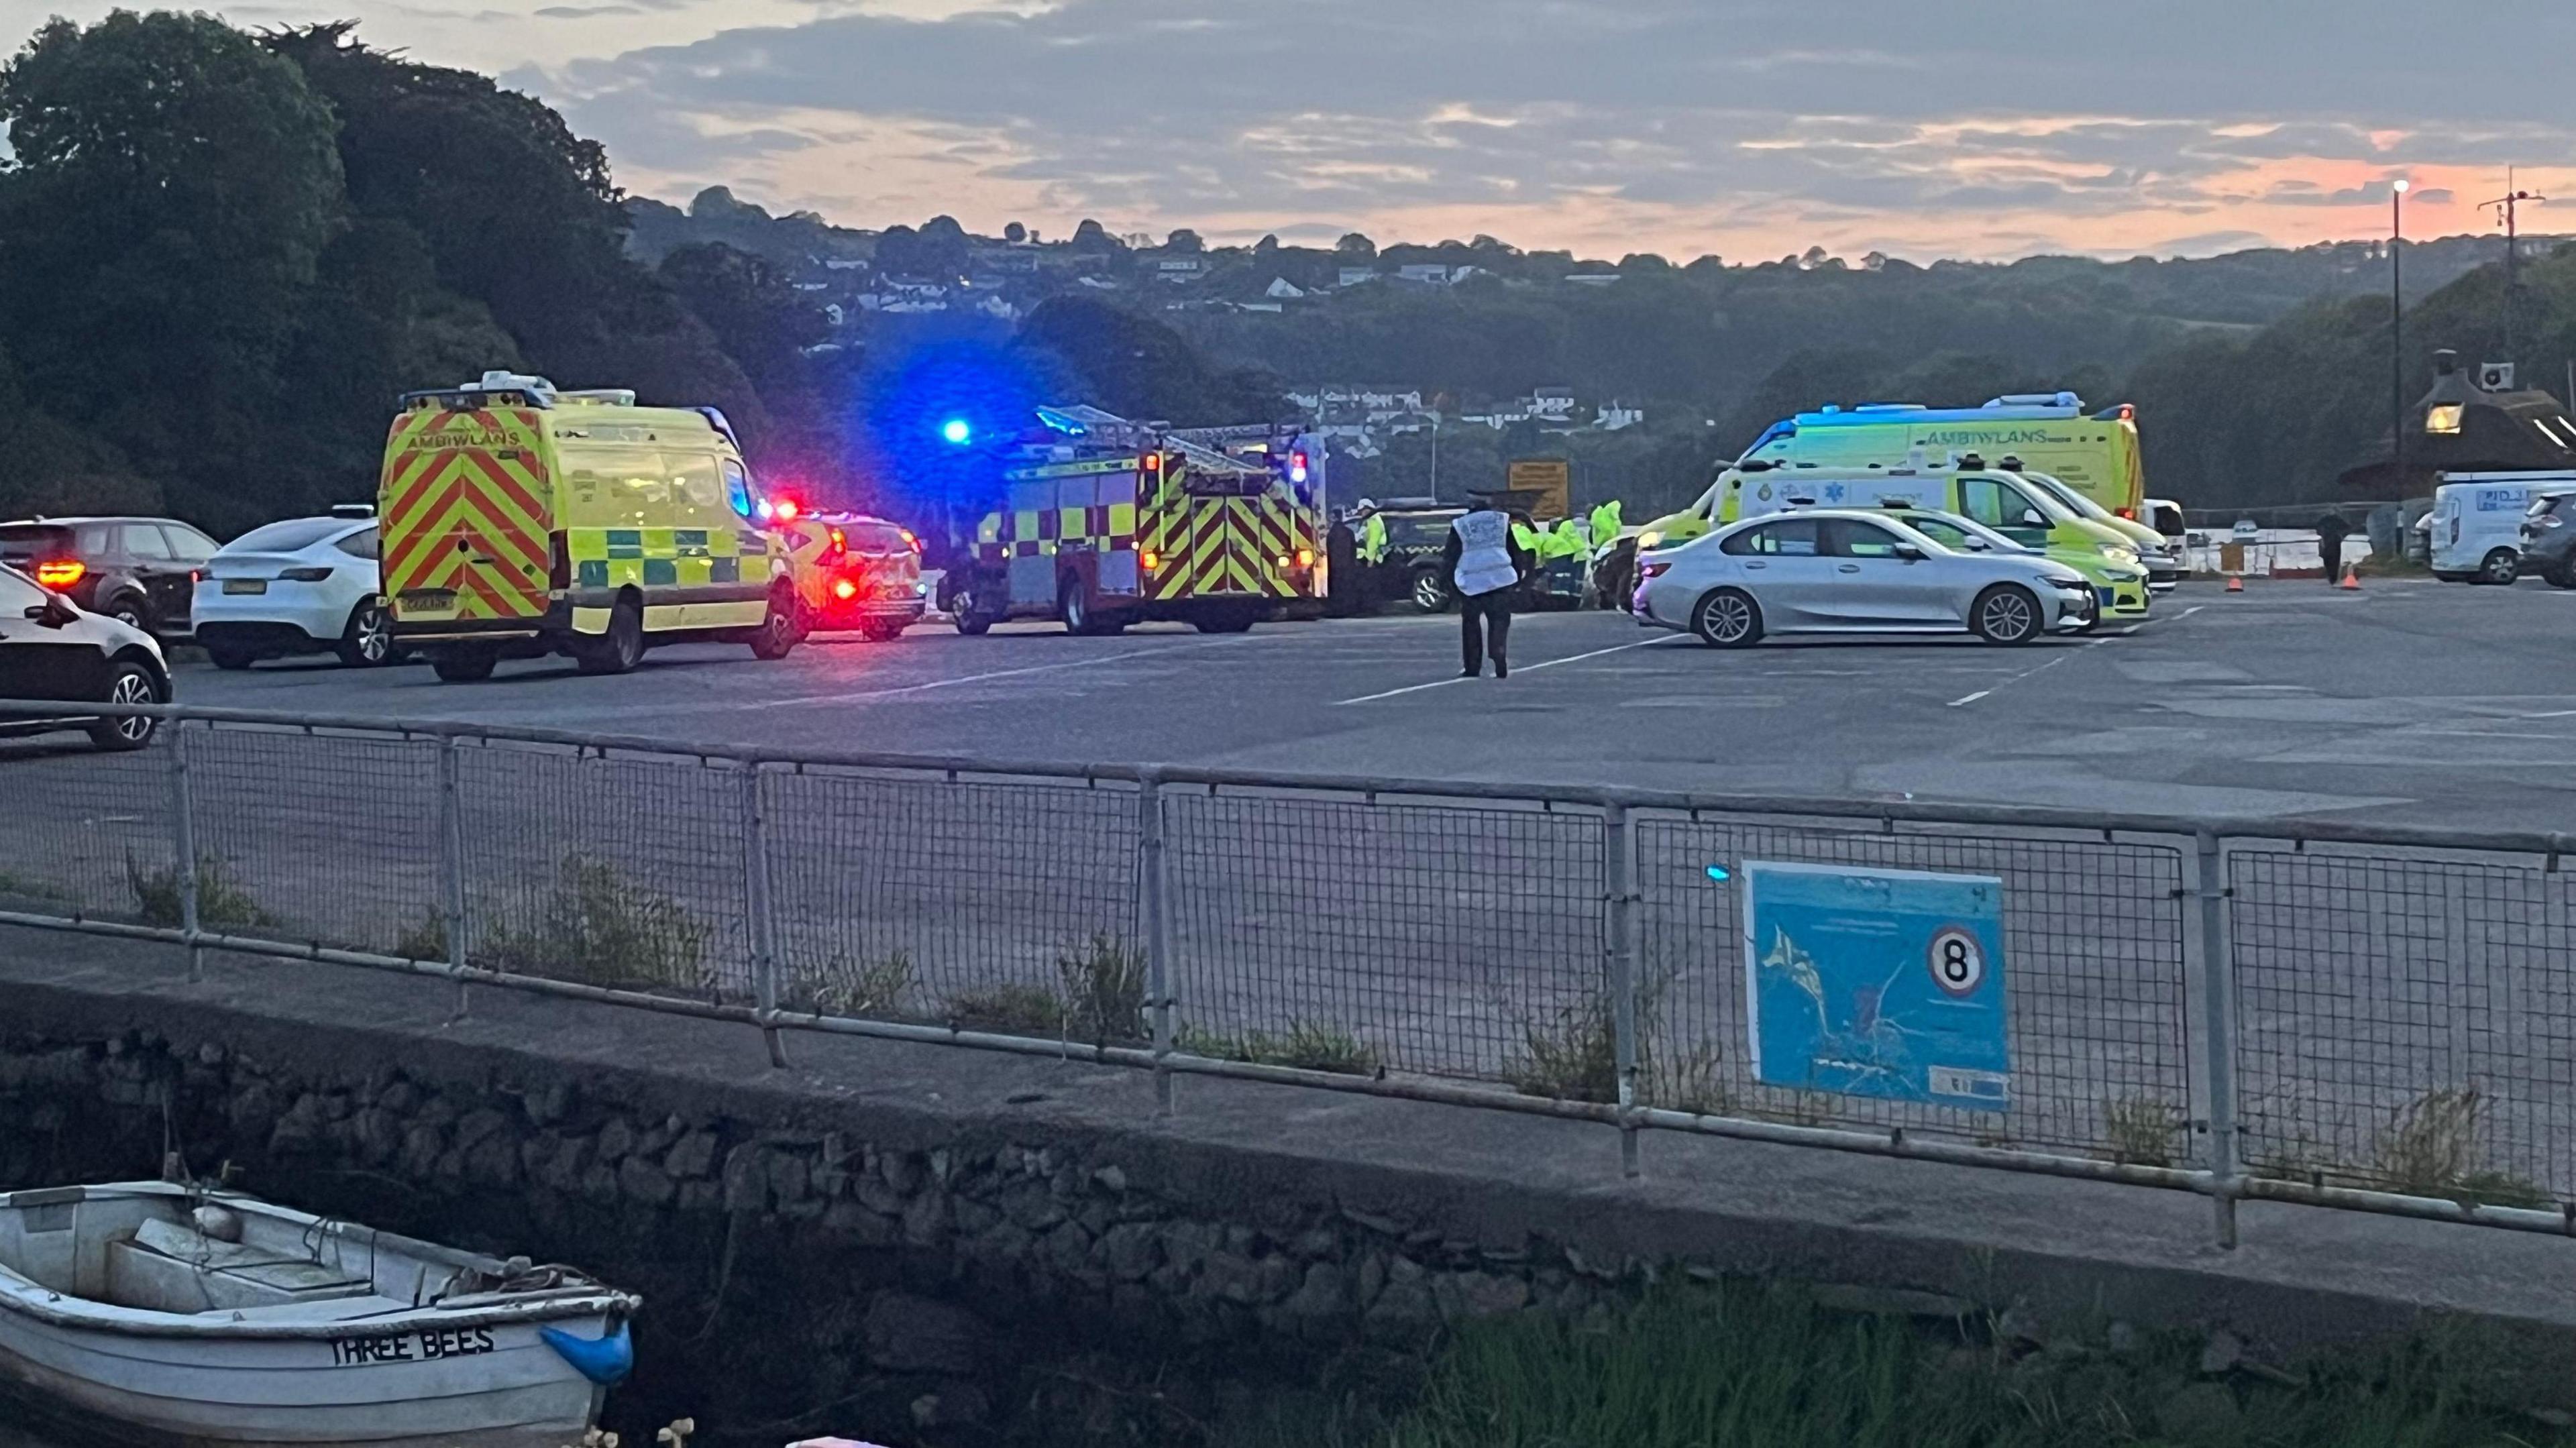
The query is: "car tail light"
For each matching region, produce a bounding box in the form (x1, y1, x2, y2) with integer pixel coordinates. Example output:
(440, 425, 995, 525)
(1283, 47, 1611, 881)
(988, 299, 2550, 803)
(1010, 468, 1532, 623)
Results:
(279, 566, 333, 582)
(833, 578, 858, 601)
(1295, 548, 1315, 567)
(1141, 549, 1161, 571)
(2114, 506, 2136, 520)
(825, 527, 847, 562)
(1639, 561, 1672, 580)
(32, 559, 83, 589)
(900, 528, 920, 552)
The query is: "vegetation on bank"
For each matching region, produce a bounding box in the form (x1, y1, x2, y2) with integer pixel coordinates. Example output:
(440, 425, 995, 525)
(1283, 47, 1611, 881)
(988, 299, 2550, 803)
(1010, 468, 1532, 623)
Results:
(1226, 1284, 2573, 1448)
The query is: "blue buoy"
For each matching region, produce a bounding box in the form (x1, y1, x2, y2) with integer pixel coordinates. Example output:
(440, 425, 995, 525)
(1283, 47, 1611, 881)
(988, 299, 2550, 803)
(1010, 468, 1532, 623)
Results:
(540, 1321, 634, 1386)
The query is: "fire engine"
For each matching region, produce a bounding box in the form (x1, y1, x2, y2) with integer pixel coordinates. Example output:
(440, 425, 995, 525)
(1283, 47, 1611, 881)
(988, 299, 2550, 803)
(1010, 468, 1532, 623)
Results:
(943, 406, 1328, 636)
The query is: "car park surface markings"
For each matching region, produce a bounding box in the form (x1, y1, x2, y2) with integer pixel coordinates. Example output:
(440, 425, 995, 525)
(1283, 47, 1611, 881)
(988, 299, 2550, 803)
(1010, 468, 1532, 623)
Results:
(1334, 637, 1669, 705)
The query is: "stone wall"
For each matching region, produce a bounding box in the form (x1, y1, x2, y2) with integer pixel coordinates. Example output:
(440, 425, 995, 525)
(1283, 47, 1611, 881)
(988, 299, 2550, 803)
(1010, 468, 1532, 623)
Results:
(0, 1024, 1646, 1445)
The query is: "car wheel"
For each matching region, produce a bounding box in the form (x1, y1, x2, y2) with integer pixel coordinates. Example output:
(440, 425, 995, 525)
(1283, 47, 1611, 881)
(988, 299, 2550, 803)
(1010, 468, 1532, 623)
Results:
(576, 595, 645, 674)
(204, 637, 259, 671)
(1409, 567, 1452, 613)
(749, 583, 800, 661)
(335, 601, 395, 667)
(2551, 566, 2576, 590)
(1192, 605, 1258, 634)
(2479, 549, 2521, 585)
(1690, 588, 1762, 648)
(1972, 585, 2041, 645)
(86, 661, 162, 751)
(107, 595, 152, 632)
(860, 619, 908, 643)
(429, 648, 498, 683)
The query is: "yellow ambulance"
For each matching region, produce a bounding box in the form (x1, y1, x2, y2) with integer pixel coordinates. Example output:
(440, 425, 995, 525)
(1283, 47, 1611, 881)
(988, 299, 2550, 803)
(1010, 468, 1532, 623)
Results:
(378, 373, 800, 682)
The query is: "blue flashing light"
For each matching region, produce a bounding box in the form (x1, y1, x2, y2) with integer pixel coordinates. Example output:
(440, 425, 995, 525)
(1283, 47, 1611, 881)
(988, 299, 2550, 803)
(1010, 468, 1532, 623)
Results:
(1705, 864, 1731, 883)
(940, 418, 974, 446)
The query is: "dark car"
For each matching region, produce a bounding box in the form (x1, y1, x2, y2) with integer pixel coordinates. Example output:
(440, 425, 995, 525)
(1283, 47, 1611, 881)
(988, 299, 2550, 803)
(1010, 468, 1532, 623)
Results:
(2518, 490, 2576, 588)
(0, 516, 221, 636)
(0, 563, 171, 750)
(1348, 504, 1468, 612)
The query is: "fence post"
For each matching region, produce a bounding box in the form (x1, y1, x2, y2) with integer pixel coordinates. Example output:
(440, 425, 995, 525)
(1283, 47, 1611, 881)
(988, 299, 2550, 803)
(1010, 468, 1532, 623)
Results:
(2194, 829, 2242, 1249)
(1604, 801, 1642, 1180)
(1138, 772, 1174, 1117)
(743, 763, 788, 1069)
(439, 736, 469, 1019)
(166, 723, 201, 984)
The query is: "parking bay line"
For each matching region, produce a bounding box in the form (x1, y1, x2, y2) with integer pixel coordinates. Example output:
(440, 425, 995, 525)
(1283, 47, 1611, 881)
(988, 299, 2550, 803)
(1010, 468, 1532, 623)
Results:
(1943, 638, 2106, 709)
(1336, 638, 1670, 705)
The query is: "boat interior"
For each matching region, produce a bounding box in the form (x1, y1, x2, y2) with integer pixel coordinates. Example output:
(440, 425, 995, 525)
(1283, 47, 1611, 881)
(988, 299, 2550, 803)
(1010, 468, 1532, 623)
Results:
(0, 1184, 566, 1324)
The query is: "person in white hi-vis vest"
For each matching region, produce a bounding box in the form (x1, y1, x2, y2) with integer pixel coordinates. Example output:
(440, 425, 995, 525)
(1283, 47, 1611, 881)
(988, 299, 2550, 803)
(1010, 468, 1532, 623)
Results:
(1440, 498, 1536, 677)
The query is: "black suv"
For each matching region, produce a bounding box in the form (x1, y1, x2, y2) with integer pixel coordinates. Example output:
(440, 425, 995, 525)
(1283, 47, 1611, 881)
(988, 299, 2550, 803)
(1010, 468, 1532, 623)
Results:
(0, 515, 221, 636)
(2520, 490, 2576, 588)
(0, 563, 170, 750)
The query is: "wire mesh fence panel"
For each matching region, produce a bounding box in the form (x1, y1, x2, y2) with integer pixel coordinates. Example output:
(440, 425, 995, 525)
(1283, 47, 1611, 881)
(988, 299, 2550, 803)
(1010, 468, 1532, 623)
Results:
(454, 743, 751, 1003)
(0, 736, 172, 924)
(1635, 816, 2190, 1159)
(761, 770, 1140, 1037)
(1162, 791, 1603, 1085)
(187, 727, 441, 956)
(2230, 845, 2576, 1205)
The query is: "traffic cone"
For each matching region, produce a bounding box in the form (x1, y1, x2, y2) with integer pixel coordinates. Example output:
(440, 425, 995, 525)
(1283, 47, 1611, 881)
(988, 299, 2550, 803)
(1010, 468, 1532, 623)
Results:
(2225, 574, 2244, 593)
(2341, 562, 2361, 591)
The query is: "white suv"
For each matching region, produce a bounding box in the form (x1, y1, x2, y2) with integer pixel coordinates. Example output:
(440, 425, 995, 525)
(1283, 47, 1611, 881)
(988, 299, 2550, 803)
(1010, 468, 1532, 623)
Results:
(192, 508, 396, 669)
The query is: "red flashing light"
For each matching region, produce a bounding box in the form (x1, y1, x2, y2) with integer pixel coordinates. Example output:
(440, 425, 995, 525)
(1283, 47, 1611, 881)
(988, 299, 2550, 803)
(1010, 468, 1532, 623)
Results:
(1289, 449, 1310, 484)
(1142, 453, 1162, 472)
(832, 578, 859, 601)
(2115, 507, 2137, 520)
(773, 498, 800, 522)
(2115, 404, 2135, 421)
(33, 559, 84, 590)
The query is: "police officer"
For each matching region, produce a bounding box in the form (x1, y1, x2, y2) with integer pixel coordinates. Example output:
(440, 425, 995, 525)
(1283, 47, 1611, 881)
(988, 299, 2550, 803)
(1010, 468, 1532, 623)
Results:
(1442, 494, 1534, 677)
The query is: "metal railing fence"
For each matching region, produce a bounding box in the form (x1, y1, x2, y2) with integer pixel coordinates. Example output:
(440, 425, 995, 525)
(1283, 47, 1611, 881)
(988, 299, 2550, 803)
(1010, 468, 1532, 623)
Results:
(6, 702, 2576, 1249)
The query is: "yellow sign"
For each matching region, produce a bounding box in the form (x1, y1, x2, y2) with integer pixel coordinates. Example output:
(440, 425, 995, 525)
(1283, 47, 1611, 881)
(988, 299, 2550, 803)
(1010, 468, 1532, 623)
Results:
(1505, 459, 1571, 520)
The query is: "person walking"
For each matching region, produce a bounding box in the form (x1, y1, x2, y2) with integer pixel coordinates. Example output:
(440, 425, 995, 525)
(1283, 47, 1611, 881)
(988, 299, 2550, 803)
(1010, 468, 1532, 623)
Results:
(2316, 510, 2353, 584)
(1442, 496, 1534, 677)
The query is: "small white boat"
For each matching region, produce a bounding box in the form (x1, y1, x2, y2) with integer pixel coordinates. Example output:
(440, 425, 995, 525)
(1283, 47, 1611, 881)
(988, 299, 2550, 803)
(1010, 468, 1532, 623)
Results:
(0, 1180, 640, 1448)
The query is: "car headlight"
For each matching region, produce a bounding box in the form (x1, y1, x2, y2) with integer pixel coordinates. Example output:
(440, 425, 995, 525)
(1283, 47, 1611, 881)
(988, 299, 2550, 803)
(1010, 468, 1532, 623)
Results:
(2097, 543, 2139, 565)
(1637, 531, 1664, 551)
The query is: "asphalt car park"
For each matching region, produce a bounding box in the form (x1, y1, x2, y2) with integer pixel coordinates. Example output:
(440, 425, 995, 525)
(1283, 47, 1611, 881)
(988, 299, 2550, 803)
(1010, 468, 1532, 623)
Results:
(38, 575, 2569, 834)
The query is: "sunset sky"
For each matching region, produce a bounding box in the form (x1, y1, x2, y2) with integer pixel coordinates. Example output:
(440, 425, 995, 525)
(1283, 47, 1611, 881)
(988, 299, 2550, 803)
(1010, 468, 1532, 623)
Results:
(4, 0, 2569, 262)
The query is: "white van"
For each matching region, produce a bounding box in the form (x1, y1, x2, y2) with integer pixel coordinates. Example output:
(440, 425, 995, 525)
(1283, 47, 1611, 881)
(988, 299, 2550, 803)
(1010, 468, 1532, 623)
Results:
(2429, 474, 2548, 583)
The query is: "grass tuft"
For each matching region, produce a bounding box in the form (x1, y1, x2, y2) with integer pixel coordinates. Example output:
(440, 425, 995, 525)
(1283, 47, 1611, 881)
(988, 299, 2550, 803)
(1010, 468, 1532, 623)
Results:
(945, 934, 1148, 1044)
(2104, 1095, 2184, 1168)
(787, 951, 918, 1019)
(125, 852, 277, 931)
(478, 852, 712, 993)
(2373, 1087, 2550, 1209)
(1177, 1019, 1381, 1077)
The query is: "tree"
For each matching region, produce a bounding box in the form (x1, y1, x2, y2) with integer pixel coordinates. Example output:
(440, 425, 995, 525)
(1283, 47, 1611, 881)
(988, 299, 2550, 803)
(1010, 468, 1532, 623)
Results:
(1165, 229, 1205, 254)
(1336, 233, 1378, 260)
(1004, 221, 1027, 244)
(1071, 218, 1124, 254)
(0, 12, 345, 522)
(1014, 296, 1282, 425)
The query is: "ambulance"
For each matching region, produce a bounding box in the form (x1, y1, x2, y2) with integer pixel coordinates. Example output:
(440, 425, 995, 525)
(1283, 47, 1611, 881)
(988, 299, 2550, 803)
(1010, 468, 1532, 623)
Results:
(1740, 394, 2149, 516)
(378, 372, 800, 682)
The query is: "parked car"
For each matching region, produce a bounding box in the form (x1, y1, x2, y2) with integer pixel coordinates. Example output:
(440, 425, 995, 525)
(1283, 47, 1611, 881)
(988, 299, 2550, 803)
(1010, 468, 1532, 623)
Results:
(2518, 487, 2576, 588)
(191, 508, 397, 669)
(0, 562, 170, 750)
(785, 512, 928, 642)
(0, 516, 221, 637)
(1633, 509, 2097, 648)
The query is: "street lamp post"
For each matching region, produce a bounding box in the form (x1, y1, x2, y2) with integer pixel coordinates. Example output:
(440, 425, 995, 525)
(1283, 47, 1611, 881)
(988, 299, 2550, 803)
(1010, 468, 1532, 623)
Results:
(2392, 178, 2410, 504)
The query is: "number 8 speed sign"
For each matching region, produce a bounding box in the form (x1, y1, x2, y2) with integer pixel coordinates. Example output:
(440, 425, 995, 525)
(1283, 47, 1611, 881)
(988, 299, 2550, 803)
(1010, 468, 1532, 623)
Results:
(1927, 926, 1986, 997)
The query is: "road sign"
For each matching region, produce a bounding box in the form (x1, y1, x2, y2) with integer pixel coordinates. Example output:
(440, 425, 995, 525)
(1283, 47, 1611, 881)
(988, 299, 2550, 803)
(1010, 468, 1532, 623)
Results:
(1740, 862, 2010, 1111)
(1505, 459, 1571, 520)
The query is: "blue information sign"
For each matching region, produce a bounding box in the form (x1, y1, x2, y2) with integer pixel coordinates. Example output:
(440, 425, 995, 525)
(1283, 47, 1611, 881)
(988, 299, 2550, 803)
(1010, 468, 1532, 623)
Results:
(1740, 862, 2011, 1111)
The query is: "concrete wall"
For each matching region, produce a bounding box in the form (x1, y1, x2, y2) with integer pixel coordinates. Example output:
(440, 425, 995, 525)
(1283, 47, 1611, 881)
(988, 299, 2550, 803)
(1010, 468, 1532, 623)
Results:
(8, 930, 2576, 1442)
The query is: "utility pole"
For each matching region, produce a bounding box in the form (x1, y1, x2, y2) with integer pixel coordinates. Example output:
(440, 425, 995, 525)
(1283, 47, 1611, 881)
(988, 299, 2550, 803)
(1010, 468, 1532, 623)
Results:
(2392, 180, 2409, 498)
(2482, 169, 2546, 372)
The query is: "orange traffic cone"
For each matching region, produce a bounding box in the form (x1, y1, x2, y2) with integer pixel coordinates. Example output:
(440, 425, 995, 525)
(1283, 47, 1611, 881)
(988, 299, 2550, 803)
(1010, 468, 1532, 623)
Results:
(2226, 574, 2244, 593)
(2341, 563, 2361, 591)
